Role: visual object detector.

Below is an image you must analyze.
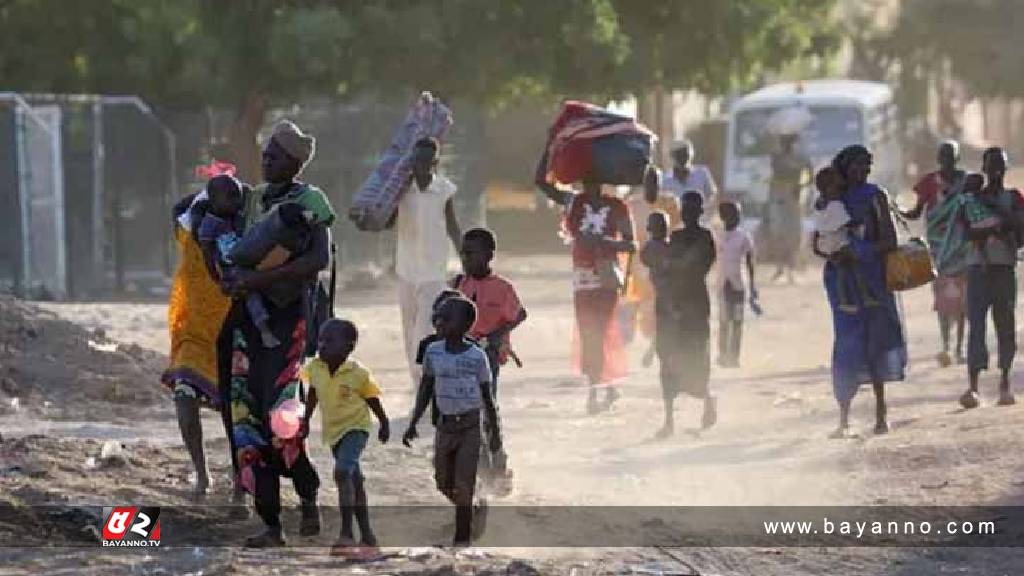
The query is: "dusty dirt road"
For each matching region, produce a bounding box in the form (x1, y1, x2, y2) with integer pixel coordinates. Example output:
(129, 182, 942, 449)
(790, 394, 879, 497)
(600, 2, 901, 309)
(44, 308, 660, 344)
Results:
(3, 255, 1024, 574)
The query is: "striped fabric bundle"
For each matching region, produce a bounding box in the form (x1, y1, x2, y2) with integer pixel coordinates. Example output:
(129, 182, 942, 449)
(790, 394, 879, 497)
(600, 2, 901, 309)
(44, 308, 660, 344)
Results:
(544, 101, 656, 186)
(349, 92, 453, 231)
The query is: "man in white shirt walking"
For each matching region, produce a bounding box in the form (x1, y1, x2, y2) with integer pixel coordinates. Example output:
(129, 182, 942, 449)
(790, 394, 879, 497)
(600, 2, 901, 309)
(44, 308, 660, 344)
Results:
(662, 139, 718, 208)
(395, 137, 462, 387)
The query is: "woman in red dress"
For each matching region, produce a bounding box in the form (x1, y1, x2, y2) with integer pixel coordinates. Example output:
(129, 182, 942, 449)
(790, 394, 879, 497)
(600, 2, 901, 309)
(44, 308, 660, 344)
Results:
(536, 151, 637, 413)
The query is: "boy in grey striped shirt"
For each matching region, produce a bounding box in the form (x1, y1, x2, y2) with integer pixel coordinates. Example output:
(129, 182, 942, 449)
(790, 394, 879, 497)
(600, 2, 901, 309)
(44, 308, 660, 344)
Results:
(403, 296, 502, 546)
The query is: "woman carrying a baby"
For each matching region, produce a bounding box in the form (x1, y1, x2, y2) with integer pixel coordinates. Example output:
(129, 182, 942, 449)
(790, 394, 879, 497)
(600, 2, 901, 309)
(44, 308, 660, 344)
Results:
(217, 120, 336, 546)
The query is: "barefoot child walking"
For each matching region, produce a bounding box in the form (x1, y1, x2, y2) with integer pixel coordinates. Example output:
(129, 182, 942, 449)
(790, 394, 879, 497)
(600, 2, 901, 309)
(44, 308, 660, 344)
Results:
(715, 200, 758, 368)
(403, 297, 503, 546)
(643, 191, 717, 438)
(300, 319, 390, 556)
(453, 228, 526, 493)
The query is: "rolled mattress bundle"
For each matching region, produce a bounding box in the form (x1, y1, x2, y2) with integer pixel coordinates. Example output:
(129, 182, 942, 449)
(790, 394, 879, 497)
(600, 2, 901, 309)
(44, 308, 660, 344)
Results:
(349, 92, 453, 231)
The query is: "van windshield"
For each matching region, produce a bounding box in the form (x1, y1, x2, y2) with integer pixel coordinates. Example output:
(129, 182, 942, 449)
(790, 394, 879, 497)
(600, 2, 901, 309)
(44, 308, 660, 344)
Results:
(733, 106, 863, 157)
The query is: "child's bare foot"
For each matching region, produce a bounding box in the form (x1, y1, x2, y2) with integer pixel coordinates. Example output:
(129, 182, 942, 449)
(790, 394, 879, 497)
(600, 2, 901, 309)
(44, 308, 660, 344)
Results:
(998, 391, 1016, 406)
(959, 390, 980, 410)
(259, 328, 281, 349)
(828, 426, 852, 439)
(701, 397, 717, 429)
(586, 389, 602, 415)
(718, 357, 739, 368)
(471, 498, 488, 541)
(299, 502, 321, 536)
(604, 387, 620, 409)
(655, 424, 674, 440)
(245, 527, 285, 548)
(191, 473, 210, 499)
(936, 351, 952, 368)
(329, 535, 358, 556)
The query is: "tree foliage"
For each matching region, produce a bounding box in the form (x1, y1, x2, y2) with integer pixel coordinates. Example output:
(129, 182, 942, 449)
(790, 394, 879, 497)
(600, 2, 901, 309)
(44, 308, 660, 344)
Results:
(0, 0, 838, 177)
(881, 0, 1021, 98)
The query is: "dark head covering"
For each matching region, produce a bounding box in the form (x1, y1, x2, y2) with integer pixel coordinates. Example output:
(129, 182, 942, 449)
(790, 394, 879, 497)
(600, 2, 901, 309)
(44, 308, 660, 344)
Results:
(832, 145, 872, 180)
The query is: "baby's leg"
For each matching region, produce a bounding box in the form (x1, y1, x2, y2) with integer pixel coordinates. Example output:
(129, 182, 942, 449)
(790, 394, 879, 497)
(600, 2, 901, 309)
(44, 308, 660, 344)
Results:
(245, 293, 280, 348)
(835, 263, 857, 313)
(850, 265, 879, 306)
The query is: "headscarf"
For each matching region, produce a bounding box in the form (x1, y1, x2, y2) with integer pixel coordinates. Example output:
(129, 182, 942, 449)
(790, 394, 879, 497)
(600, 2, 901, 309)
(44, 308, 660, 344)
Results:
(670, 139, 693, 154)
(271, 120, 316, 167)
(832, 145, 872, 181)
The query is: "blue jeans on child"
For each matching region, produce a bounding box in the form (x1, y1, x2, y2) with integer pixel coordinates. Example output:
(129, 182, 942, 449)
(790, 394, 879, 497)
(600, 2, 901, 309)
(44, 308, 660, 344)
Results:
(332, 430, 369, 478)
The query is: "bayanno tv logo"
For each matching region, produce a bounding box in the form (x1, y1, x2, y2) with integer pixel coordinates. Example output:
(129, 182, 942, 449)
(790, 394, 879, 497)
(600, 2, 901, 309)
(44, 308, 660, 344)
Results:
(101, 506, 161, 547)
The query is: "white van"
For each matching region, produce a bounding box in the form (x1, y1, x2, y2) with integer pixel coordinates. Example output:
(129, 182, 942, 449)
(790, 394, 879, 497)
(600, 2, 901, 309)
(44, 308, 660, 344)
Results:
(724, 80, 901, 210)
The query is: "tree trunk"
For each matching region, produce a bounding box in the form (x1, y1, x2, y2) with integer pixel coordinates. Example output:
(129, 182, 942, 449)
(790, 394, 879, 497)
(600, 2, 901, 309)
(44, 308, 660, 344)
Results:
(636, 87, 672, 169)
(227, 92, 268, 183)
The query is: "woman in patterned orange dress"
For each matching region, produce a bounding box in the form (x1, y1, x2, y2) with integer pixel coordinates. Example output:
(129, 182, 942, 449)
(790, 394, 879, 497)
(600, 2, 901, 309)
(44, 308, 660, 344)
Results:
(163, 183, 234, 497)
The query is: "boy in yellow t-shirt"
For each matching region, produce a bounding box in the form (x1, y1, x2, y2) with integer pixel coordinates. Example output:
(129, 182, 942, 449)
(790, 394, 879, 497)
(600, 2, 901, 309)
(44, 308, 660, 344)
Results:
(300, 319, 389, 557)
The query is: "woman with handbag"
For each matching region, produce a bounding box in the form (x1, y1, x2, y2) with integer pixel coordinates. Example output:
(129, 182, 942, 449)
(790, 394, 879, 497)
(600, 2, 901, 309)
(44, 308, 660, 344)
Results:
(813, 145, 907, 438)
(536, 152, 637, 414)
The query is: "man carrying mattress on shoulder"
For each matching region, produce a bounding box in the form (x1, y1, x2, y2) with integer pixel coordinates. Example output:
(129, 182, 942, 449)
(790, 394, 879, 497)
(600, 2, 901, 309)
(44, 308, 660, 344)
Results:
(396, 137, 463, 402)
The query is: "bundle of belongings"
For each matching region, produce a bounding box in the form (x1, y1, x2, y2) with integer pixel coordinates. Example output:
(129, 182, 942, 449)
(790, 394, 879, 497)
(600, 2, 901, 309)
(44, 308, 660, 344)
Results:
(229, 201, 315, 307)
(349, 91, 453, 231)
(542, 100, 657, 186)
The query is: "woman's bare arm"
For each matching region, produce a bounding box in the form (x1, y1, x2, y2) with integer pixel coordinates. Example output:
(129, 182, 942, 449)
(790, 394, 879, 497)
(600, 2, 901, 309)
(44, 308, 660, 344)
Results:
(901, 196, 925, 220)
(873, 189, 898, 254)
(601, 211, 637, 254)
(534, 150, 573, 206)
(812, 231, 828, 260)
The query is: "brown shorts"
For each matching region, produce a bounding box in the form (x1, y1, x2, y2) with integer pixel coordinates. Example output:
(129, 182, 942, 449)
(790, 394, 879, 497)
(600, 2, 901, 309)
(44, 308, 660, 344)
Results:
(434, 410, 481, 506)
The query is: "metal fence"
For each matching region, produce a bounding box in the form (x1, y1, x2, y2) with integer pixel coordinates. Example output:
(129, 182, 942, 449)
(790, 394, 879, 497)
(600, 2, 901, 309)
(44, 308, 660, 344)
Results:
(1, 94, 496, 300)
(0, 94, 176, 300)
(0, 93, 66, 299)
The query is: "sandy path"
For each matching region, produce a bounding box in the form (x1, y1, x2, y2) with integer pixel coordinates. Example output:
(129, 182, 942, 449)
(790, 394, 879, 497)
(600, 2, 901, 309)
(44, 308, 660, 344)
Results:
(5, 255, 1024, 573)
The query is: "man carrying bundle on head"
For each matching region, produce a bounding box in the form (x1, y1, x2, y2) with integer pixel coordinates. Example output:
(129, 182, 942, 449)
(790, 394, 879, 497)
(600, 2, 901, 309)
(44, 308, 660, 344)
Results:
(394, 137, 463, 401)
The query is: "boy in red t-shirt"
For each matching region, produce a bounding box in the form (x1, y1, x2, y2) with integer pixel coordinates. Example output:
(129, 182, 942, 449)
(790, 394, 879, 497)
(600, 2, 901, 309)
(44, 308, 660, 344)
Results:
(453, 228, 527, 493)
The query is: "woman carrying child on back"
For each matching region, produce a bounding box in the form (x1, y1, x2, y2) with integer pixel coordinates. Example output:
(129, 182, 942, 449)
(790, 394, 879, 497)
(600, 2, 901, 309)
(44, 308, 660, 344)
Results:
(813, 145, 906, 438)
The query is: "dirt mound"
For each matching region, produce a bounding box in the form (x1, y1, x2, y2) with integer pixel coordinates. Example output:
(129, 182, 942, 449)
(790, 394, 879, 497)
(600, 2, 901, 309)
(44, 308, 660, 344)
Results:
(0, 294, 168, 420)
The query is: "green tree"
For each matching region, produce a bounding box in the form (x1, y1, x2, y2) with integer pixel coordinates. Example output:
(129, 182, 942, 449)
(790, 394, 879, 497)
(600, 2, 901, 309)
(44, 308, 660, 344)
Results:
(611, 0, 837, 94)
(1, 1, 838, 178)
(872, 0, 1024, 137)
